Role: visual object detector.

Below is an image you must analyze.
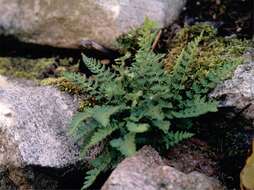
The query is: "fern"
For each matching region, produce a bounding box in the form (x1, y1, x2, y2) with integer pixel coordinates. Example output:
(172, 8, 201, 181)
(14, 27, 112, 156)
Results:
(172, 96, 218, 118)
(81, 124, 118, 155)
(110, 133, 136, 157)
(63, 72, 95, 93)
(64, 20, 242, 189)
(82, 151, 112, 190)
(164, 131, 194, 149)
(81, 168, 100, 190)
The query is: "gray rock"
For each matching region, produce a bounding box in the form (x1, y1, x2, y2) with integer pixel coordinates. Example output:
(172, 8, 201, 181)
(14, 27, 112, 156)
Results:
(0, 76, 80, 168)
(0, 0, 185, 49)
(102, 146, 223, 190)
(210, 53, 254, 123)
(0, 76, 85, 189)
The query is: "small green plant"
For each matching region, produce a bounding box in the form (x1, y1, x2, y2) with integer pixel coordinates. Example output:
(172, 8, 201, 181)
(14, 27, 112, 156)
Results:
(64, 20, 243, 189)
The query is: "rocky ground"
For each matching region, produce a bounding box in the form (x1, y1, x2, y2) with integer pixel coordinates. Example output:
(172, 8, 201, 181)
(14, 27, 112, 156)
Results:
(0, 0, 253, 190)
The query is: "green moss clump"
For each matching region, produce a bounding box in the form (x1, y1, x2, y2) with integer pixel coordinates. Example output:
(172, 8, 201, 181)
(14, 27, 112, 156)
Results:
(41, 77, 96, 111)
(0, 57, 77, 80)
(41, 77, 82, 94)
(165, 24, 251, 76)
(0, 57, 54, 79)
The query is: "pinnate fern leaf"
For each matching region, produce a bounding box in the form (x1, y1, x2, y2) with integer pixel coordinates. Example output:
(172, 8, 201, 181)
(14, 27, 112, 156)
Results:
(81, 168, 100, 190)
(91, 105, 123, 127)
(69, 112, 91, 135)
(165, 131, 194, 149)
(82, 151, 112, 189)
(81, 124, 118, 156)
(172, 96, 217, 118)
(110, 133, 136, 157)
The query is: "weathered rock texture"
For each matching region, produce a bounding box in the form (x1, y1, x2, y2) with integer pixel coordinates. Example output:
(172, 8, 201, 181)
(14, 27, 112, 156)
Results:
(102, 146, 223, 190)
(0, 76, 84, 189)
(0, 0, 185, 49)
(0, 76, 79, 168)
(211, 52, 254, 124)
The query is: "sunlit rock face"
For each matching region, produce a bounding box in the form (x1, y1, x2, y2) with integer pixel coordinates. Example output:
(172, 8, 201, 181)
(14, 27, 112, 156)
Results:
(0, 0, 185, 48)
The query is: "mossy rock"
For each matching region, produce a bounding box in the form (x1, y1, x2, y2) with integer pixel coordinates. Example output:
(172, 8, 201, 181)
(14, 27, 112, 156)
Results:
(165, 23, 251, 74)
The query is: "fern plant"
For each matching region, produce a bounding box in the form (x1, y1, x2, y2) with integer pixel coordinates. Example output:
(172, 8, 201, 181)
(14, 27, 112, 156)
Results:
(64, 19, 237, 189)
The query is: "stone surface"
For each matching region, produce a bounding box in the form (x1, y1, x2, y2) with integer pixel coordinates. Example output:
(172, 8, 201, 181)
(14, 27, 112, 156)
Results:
(0, 76, 87, 189)
(0, 0, 185, 49)
(210, 52, 254, 123)
(0, 76, 80, 168)
(102, 146, 223, 190)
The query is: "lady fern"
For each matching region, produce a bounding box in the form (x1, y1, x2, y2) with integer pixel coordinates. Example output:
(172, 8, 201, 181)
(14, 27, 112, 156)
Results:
(64, 20, 237, 189)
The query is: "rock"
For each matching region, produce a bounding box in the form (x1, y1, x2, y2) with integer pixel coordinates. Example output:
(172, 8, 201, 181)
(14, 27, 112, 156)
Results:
(0, 0, 186, 49)
(0, 76, 86, 189)
(0, 76, 79, 168)
(102, 146, 223, 190)
(210, 52, 254, 124)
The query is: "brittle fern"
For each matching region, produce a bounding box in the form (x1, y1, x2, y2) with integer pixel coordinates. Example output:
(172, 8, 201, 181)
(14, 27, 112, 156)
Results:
(64, 19, 240, 189)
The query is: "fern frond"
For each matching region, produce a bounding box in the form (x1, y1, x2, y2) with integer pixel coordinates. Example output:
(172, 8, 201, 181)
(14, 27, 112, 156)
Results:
(91, 105, 123, 127)
(137, 18, 158, 51)
(126, 122, 150, 133)
(82, 151, 113, 190)
(69, 111, 91, 135)
(169, 34, 203, 95)
(81, 168, 100, 190)
(192, 58, 241, 95)
(63, 72, 95, 92)
(152, 120, 171, 134)
(82, 54, 106, 74)
(81, 124, 118, 156)
(110, 133, 136, 157)
(172, 96, 217, 118)
(164, 131, 194, 149)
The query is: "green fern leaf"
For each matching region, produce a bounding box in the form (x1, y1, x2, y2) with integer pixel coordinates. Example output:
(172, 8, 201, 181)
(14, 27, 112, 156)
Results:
(63, 72, 95, 92)
(92, 105, 123, 127)
(126, 122, 149, 133)
(110, 133, 136, 157)
(152, 120, 171, 133)
(69, 112, 91, 135)
(81, 168, 100, 190)
(82, 151, 113, 189)
(81, 124, 118, 156)
(172, 96, 218, 118)
(164, 131, 194, 149)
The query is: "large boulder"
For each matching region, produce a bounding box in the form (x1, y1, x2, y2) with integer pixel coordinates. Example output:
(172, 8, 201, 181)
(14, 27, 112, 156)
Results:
(0, 0, 186, 49)
(102, 146, 223, 190)
(0, 76, 87, 189)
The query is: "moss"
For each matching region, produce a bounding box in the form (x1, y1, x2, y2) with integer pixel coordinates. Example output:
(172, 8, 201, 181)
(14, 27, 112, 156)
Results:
(41, 77, 97, 111)
(41, 77, 82, 94)
(0, 56, 77, 81)
(165, 23, 252, 79)
(0, 57, 54, 80)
